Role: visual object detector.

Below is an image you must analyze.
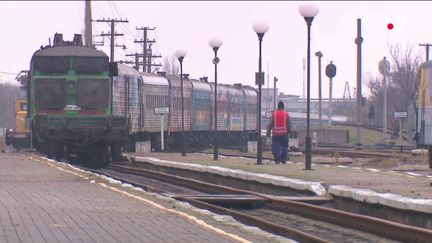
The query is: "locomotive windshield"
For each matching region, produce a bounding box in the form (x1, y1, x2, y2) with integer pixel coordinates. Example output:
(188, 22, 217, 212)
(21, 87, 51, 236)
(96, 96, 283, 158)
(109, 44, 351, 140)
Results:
(34, 78, 67, 109)
(77, 78, 109, 108)
(73, 57, 109, 74)
(33, 56, 69, 74)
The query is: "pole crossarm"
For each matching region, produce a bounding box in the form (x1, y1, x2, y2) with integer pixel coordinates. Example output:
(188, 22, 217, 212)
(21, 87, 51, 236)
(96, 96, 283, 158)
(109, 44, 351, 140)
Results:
(419, 43, 432, 61)
(95, 18, 129, 62)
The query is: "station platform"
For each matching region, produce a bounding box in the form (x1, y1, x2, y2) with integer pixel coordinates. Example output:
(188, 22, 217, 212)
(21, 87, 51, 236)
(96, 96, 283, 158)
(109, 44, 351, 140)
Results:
(0, 152, 288, 243)
(127, 151, 432, 214)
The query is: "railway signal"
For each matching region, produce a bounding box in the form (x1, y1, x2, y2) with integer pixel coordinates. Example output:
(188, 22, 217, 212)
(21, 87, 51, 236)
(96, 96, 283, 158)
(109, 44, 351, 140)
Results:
(326, 61, 336, 126)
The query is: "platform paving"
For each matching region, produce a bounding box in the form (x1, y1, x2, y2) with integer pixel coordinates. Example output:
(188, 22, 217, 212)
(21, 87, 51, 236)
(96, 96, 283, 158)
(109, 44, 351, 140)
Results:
(0, 153, 288, 243)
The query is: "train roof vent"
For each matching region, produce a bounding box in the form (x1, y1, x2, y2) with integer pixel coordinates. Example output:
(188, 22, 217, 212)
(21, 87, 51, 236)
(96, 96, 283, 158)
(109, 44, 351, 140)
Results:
(53, 33, 64, 47)
(234, 83, 242, 87)
(73, 34, 83, 46)
(181, 73, 189, 80)
(157, 71, 166, 77)
(201, 76, 208, 82)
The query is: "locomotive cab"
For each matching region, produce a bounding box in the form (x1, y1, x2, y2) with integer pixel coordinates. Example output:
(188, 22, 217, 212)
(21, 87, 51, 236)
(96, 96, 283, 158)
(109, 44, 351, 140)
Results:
(28, 33, 127, 166)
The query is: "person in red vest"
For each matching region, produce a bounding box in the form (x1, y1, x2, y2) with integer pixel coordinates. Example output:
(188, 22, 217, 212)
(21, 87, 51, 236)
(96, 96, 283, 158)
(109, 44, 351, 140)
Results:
(266, 101, 292, 164)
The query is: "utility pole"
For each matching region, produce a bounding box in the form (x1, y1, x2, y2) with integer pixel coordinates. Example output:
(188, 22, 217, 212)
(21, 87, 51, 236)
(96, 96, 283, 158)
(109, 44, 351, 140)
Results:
(147, 44, 162, 72)
(379, 56, 391, 138)
(124, 52, 161, 73)
(273, 77, 278, 111)
(355, 18, 363, 150)
(267, 61, 270, 111)
(126, 53, 141, 70)
(95, 18, 129, 62)
(84, 0, 93, 48)
(419, 43, 432, 62)
(135, 27, 156, 72)
(315, 51, 323, 127)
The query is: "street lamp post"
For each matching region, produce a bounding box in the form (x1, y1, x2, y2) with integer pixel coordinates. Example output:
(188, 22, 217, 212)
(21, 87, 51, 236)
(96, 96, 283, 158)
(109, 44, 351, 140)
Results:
(252, 22, 269, 165)
(209, 38, 223, 160)
(175, 49, 187, 156)
(379, 56, 390, 138)
(273, 76, 278, 111)
(315, 51, 323, 127)
(299, 4, 319, 170)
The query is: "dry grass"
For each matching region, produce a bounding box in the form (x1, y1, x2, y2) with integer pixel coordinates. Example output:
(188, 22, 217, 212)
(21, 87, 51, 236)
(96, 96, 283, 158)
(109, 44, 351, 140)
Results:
(329, 125, 389, 145)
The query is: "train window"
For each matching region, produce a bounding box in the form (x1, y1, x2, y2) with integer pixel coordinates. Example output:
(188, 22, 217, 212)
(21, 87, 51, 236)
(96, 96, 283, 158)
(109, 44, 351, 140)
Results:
(33, 56, 69, 74)
(35, 78, 67, 109)
(73, 57, 109, 74)
(77, 79, 109, 108)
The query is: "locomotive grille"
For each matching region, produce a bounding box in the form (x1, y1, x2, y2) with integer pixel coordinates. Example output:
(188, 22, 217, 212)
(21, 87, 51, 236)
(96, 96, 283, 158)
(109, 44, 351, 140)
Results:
(77, 78, 109, 109)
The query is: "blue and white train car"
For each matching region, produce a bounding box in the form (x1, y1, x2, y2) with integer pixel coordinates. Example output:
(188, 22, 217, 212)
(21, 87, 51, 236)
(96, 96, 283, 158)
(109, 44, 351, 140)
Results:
(226, 84, 244, 131)
(166, 75, 192, 133)
(190, 78, 212, 131)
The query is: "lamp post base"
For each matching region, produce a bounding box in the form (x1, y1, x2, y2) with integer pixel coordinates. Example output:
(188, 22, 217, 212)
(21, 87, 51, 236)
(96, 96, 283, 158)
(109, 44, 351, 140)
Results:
(305, 136, 312, 170)
(213, 147, 219, 160)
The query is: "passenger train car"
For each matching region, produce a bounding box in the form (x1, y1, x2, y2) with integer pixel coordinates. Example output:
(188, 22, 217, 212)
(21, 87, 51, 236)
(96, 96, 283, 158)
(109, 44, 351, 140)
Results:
(113, 64, 258, 151)
(27, 33, 127, 165)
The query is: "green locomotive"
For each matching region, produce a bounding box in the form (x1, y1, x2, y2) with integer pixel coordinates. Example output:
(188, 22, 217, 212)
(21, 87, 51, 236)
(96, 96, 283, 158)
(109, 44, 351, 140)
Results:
(28, 33, 126, 165)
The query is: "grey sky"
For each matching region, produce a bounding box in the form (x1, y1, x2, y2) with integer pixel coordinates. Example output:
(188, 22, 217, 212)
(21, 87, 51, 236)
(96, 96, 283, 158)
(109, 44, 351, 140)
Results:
(0, 1, 429, 99)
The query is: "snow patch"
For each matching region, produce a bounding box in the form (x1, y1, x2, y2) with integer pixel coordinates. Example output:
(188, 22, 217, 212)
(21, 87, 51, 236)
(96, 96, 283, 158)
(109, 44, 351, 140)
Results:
(329, 185, 432, 214)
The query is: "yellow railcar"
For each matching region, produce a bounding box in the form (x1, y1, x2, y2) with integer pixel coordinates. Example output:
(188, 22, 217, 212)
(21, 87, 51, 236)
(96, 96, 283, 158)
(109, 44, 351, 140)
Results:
(5, 99, 31, 150)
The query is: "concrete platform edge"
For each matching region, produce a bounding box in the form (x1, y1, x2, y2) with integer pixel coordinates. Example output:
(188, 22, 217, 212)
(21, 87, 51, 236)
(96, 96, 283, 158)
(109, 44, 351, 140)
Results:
(132, 155, 327, 196)
(131, 155, 432, 214)
(329, 185, 432, 214)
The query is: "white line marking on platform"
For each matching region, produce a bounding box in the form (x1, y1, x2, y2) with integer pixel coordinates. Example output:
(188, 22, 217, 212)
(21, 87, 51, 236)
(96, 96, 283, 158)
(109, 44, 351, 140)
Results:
(406, 172, 422, 177)
(366, 168, 380, 172)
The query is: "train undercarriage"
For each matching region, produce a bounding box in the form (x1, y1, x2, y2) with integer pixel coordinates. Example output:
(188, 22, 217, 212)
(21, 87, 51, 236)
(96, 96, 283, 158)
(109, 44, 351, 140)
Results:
(5, 131, 31, 152)
(33, 116, 127, 166)
(126, 130, 252, 152)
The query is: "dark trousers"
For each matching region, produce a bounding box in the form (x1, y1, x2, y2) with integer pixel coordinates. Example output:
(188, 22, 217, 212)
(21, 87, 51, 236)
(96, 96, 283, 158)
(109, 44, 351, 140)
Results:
(272, 135, 289, 163)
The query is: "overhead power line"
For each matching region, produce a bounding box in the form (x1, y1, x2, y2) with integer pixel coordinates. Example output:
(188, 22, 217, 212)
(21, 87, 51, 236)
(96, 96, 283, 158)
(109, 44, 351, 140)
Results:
(0, 71, 18, 76)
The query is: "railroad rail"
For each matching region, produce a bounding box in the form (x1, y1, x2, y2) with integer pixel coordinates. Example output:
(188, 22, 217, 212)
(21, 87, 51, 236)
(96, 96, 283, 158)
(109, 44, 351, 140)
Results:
(87, 163, 432, 242)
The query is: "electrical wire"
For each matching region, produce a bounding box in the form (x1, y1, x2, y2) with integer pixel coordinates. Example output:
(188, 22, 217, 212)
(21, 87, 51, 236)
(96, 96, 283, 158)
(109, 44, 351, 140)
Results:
(0, 71, 18, 76)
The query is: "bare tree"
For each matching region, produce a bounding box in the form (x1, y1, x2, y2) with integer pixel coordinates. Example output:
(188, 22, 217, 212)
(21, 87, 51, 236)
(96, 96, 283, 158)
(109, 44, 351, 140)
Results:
(162, 55, 179, 76)
(365, 43, 421, 129)
(388, 43, 421, 112)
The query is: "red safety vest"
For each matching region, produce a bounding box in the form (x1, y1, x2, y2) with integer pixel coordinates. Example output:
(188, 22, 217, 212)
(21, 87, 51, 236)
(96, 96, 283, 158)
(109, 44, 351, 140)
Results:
(272, 110, 289, 136)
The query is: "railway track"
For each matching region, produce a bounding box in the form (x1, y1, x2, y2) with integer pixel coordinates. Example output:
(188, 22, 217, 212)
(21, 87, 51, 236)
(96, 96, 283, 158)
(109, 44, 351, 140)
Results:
(83, 162, 432, 242)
